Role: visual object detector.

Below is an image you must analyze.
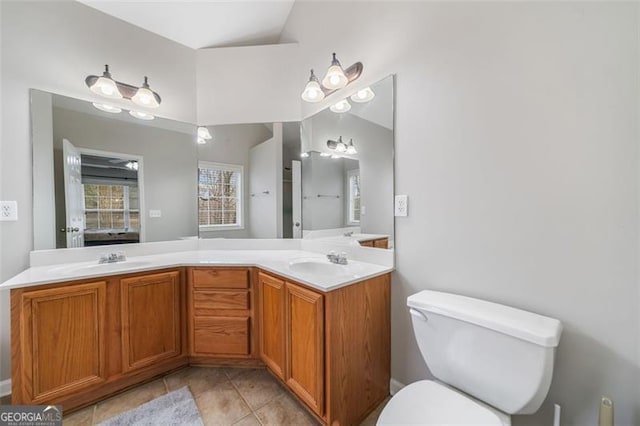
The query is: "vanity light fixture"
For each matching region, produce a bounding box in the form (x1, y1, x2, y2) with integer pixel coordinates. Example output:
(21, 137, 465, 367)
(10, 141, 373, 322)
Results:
(327, 136, 348, 153)
(301, 70, 325, 103)
(320, 152, 331, 157)
(350, 87, 375, 103)
(300, 152, 310, 158)
(198, 127, 213, 140)
(129, 110, 155, 120)
(92, 102, 122, 114)
(86, 65, 162, 107)
(196, 127, 213, 145)
(331, 154, 341, 159)
(300, 53, 363, 103)
(330, 99, 351, 113)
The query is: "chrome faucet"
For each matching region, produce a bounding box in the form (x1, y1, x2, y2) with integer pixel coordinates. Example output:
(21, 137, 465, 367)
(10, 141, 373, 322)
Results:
(327, 251, 348, 265)
(343, 231, 354, 237)
(98, 251, 127, 264)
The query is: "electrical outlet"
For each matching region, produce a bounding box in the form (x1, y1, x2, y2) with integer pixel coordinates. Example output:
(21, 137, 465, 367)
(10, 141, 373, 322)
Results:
(0, 201, 18, 221)
(394, 195, 408, 217)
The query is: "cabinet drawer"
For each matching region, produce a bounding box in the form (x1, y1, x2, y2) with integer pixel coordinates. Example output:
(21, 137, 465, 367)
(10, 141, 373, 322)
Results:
(193, 317, 250, 355)
(191, 268, 249, 289)
(193, 290, 249, 313)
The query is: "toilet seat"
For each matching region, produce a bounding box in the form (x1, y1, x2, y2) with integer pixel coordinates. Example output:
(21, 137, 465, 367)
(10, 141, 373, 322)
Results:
(377, 380, 511, 425)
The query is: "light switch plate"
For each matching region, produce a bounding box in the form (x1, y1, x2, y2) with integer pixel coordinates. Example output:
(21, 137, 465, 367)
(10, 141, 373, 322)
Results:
(0, 201, 18, 221)
(394, 195, 408, 217)
(149, 209, 162, 218)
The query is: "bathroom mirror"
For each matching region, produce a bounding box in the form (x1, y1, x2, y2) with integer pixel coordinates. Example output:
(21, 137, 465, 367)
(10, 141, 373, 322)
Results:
(196, 121, 301, 239)
(300, 75, 395, 248)
(31, 90, 198, 250)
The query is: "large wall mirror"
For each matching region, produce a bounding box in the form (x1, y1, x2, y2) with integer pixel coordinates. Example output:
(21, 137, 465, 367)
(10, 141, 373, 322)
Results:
(300, 75, 395, 248)
(31, 75, 394, 250)
(31, 90, 198, 250)
(195, 122, 301, 239)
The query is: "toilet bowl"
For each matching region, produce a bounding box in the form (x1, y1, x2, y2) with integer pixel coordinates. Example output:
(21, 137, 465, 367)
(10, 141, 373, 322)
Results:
(378, 290, 562, 425)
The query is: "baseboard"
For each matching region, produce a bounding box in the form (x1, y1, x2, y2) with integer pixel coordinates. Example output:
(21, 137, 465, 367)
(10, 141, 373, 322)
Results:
(390, 378, 405, 396)
(0, 379, 11, 397)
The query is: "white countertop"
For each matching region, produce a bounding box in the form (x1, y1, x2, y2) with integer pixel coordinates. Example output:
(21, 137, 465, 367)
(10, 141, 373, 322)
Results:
(0, 249, 393, 292)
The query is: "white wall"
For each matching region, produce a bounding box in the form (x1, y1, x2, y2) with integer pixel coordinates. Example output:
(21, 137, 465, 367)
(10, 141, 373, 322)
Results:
(301, 153, 347, 231)
(196, 44, 301, 125)
(249, 123, 283, 238)
(0, 0, 196, 382)
(282, 2, 640, 425)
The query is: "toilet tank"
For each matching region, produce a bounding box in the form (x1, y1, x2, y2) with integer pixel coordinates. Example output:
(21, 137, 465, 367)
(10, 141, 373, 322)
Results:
(407, 290, 562, 415)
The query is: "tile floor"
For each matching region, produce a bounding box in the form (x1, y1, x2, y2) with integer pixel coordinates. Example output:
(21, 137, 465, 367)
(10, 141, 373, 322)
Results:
(60, 366, 388, 425)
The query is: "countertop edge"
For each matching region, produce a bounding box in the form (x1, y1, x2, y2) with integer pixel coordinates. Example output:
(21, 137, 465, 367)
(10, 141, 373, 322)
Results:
(1, 251, 394, 293)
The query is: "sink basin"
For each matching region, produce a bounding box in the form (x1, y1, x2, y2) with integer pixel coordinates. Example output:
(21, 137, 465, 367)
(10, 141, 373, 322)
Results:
(288, 260, 349, 277)
(50, 260, 153, 276)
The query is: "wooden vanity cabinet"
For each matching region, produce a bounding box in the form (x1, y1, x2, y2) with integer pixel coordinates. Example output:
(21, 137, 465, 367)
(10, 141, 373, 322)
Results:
(257, 272, 286, 378)
(120, 271, 183, 373)
(11, 281, 108, 404)
(258, 271, 391, 425)
(188, 268, 256, 363)
(11, 268, 188, 410)
(285, 282, 325, 416)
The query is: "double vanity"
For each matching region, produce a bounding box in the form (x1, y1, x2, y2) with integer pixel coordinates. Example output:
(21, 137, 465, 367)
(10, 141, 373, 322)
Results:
(3, 241, 393, 426)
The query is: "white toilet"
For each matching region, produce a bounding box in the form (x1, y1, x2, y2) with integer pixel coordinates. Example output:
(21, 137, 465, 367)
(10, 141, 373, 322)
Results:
(378, 290, 562, 425)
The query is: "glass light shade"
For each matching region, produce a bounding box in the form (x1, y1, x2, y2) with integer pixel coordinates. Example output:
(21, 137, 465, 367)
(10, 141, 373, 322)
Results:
(197, 127, 213, 140)
(322, 64, 348, 90)
(350, 87, 375, 103)
(301, 80, 325, 103)
(131, 87, 159, 108)
(320, 152, 331, 157)
(331, 154, 341, 159)
(345, 139, 357, 155)
(92, 102, 122, 113)
(125, 161, 139, 171)
(90, 76, 123, 99)
(335, 138, 347, 153)
(330, 99, 351, 113)
(197, 137, 207, 145)
(129, 110, 155, 120)
(300, 152, 310, 158)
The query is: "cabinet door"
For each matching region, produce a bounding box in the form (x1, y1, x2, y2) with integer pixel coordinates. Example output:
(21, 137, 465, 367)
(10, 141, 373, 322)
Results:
(285, 282, 324, 416)
(258, 272, 286, 379)
(121, 271, 182, 373)
(20, 281, 107, 403)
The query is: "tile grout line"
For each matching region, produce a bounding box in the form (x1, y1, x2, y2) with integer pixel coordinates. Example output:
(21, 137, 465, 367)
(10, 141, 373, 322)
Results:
(225, 369, 267, 426)
(91, 403, 97, 425)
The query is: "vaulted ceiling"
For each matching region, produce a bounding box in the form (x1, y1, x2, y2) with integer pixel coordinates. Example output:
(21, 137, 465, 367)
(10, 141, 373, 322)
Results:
(77, 0, 296, 49)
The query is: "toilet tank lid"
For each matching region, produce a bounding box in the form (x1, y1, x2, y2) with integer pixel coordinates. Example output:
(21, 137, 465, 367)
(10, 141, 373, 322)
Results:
(407, 290, 562, 347)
